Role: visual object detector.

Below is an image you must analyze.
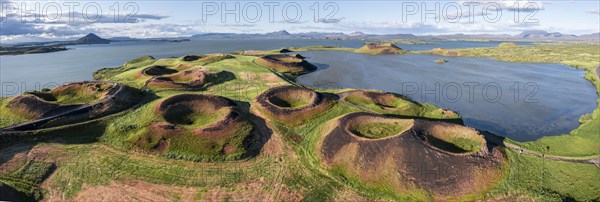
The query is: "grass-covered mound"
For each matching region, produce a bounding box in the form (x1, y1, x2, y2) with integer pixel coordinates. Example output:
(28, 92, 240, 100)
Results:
(93, 54, 239, 89)
(93, 56, 156, 80)
(341, 90, 460, 119)
(414, 121, 486, 154)
(127, 94, 257, 161)
(424, 48, 461, 56)
(180, 54, 234, 63)
(255, 54, 317, 74)
(0, 81, 142, 129)
(319, 112, 505, 200)
(254, 86, 333, 123)
(346, 115, 413, 139)
(498, 42, 518, 48)
(238, 48, 293, 56)
(147, 68, 207, 89)
(355, 42, 408, 55)
(283, 44, 408, 55)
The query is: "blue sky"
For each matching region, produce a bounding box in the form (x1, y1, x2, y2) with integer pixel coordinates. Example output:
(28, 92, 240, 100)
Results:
(1, 0, 599, 42)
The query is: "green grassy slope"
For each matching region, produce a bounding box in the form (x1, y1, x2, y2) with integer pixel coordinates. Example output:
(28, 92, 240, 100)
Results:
(0, 44, 598, 201)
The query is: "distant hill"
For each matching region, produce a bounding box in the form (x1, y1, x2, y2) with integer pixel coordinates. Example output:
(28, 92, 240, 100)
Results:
(515, 30, 549, 38)
(62, 30, 600, 45)
(74, 33, 111, 44)
(515, 30, 577, 39)
(108, 36, 137, 41)
(578, 32, 600, 40)
(190, 30, 420, 40)
(348, 31, 367, 37)
(267, 30, 291, 36)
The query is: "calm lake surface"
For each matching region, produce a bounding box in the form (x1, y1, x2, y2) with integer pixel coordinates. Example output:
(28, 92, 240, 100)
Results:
(296, 51, 597, 141)
(0, 39, 590, 141)
(0, 39, 530, 96)
(0, 39, 363, 96)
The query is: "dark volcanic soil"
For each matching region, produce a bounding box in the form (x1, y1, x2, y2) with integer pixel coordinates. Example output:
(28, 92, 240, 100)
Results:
(320, 112, 506, 199)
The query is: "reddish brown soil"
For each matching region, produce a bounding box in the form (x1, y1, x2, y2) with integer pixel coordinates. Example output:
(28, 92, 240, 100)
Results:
(319, 112, 506, 199)
(69, 180, 198, 202)
(255, 54, 317, 74)
(254, 86, 332, 123)
(68, 179, 302, 202)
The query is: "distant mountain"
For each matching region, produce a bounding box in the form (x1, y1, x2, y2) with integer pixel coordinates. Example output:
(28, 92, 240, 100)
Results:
(515, 30, 577, 39)
(370, 33, 417, 39)
(267, 30, 290, 36)
(189, 29, 600, 42)
(109, 36, 137, 41)
(578, 32, 600, 40)
(74, 33, 111, 44)
(515, 30, 549, 38)
(190, 30, 421, 41)
(348, 31, 367, 37)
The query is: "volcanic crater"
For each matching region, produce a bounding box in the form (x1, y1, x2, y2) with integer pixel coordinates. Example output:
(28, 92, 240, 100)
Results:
(254, 86, 332, 123)
(319, 112, 505, 199)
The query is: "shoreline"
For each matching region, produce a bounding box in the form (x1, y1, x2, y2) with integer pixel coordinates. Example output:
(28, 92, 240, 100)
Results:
(0, 45, 69, 56)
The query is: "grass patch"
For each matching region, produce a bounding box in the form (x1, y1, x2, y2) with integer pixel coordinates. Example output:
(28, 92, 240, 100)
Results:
(343, 91, 460, 120)
(351, 120, 412, 139)
(0, 97, 29, 127)
(163, 106, 229, 129)
(486, 150, 600, 201)
(426, 124, 484, 154)
(25, 82, 113, 105)
(0, 160, 56, 200)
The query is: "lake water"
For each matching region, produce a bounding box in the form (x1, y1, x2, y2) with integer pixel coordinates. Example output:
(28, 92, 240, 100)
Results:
(296, 51, 598, 141)
(0, 39, 363, 96)
(0, 39, 531, 96)
(1, 39, 588, 141)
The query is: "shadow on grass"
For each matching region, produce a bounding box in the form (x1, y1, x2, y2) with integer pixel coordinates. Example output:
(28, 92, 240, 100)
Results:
(234, 100, 272, 159)
(481, 131, 508, 154)
(150, 70, 236, 93)
(0, 91, 159, 145)
(203, 70, 236, 90)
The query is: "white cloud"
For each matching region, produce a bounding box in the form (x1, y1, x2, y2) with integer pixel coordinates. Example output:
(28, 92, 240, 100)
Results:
(587, 9, 600, 15)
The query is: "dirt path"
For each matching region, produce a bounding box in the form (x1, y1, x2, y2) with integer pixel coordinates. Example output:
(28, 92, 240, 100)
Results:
(484, 135, 600, 168)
